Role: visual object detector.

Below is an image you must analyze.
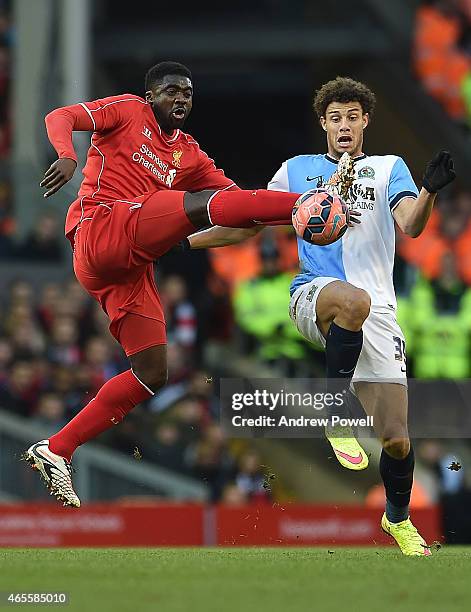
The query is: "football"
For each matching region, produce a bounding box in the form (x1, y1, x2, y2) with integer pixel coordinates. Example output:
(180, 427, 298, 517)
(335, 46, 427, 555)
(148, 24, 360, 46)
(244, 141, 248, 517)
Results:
(291, 188, 350, 246)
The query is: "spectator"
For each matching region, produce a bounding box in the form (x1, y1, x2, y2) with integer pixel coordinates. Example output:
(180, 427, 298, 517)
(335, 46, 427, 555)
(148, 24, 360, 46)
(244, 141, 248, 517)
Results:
(4, 295, 45, 356)
(145, 421, 187, 472)
(161, 275, 198, 349)
(186, 423, 234, 501)
(198, 272, 235, 346)
(16, 212, 64, 262)
(187, 370, 219, 420)
(208, 226, 298, 291)
(48, 365, 81, 416)
(31, 392, 67, 432)
(235, 450, 272, 503)
(83, 336, 120, 391)
(171, 397, 206, 443)
(397, 190, 471, 283)
(0, 360, 40, 416)
(0, 180, 14, 255)
(36, 282, 62, 332)
(0, 335, 12, 379)
(234, 244, 305, 367)
(418, 440, 471, 543)
(221, 483, 249, 505)
(399, 251, 471, 378)
(47, 317, 81, 366)
(8, 278, 34, 306)
(9, 319, 45, 357)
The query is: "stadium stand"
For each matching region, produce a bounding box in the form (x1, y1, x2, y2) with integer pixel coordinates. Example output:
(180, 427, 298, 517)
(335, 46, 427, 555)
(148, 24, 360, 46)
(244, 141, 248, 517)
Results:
(1, 0, 470, 541)
(414, 0, 471, 124)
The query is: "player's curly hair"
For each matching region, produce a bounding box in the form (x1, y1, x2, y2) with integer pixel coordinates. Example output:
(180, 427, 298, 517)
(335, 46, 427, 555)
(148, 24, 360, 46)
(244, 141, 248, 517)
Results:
(145, 61, 192, 92)
(313, 77, 376, 118)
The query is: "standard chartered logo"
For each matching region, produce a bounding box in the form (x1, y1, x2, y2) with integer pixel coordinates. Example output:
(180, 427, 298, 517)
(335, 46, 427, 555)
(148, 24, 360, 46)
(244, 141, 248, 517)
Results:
(131, 143, 177, 187)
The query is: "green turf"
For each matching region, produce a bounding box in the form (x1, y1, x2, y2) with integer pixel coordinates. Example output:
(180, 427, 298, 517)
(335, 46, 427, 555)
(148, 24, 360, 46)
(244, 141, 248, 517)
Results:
(0, 547, 469, 612)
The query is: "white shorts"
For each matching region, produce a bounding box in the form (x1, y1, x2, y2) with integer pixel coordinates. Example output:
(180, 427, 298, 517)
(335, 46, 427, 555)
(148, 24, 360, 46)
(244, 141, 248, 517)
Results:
(289, 277, 407, 385)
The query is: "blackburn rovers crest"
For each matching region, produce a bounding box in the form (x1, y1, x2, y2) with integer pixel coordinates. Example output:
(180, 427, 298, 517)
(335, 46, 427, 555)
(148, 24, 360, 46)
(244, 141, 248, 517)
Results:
(358, 165, 375, 179)
(172, 149, 183, 168)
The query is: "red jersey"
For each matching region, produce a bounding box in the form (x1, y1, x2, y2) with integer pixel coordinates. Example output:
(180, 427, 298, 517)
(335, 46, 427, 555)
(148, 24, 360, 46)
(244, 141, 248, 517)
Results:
(44, 94, 236, 236)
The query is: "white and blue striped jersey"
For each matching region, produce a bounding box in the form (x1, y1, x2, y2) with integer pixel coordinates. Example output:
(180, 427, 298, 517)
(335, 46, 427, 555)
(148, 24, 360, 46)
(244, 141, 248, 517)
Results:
(268, 154, 418, 310)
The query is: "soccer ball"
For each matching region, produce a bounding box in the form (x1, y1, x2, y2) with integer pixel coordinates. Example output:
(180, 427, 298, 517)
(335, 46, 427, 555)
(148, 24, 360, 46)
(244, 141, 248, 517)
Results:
(292, 189, 350, 246)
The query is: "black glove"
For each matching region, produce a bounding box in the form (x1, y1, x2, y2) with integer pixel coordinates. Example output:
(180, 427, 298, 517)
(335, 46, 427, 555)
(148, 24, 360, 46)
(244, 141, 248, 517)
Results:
(422, 150, 456, 193)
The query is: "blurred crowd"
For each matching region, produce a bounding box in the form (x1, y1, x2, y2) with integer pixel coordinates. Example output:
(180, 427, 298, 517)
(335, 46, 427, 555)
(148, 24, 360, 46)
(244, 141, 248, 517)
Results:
(414, 0, 471, 125)
(0, 211, 65, 262)
(0, 2, 13, 254)
(0, 266, 277, 504)
(396, 189, 471, 377)
(2, 190, 471, 508)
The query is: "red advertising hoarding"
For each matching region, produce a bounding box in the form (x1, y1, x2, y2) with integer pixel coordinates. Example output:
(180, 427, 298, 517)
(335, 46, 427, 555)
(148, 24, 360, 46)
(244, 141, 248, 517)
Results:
(0, 503, 205, 547)
(0, 503, 441, 547)
(215, 505, 441, 546)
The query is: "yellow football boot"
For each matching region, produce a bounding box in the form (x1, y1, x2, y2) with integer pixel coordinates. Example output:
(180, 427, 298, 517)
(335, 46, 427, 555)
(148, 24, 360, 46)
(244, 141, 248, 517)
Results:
(325, 425, 369, 471)
(381, 513, 432, 556)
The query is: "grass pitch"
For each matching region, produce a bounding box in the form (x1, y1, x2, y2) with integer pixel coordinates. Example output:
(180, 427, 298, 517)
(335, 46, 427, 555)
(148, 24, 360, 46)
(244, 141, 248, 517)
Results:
(0, 547, 469, 612)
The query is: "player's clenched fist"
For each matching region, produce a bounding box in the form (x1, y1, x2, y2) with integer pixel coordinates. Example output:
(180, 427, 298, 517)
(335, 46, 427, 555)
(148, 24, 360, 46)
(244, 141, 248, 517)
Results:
(40, 158, 77, 198)
(422, 150, 456, 194)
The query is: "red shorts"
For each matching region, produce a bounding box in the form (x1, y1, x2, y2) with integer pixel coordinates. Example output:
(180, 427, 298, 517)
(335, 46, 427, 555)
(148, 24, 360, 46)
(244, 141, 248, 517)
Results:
(72, 190, 195, 356)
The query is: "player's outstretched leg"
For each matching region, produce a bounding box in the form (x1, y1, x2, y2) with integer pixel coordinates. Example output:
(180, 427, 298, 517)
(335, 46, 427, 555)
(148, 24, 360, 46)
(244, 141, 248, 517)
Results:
(184, 188, 299, 229)
(24, 345, 165, 508)
(315, 281, 370, 470)
(121, 188, 299, 262)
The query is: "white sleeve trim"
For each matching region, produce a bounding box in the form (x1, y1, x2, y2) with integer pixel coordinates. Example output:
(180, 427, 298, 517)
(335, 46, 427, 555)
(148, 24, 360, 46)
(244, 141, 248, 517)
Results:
(79, 102, 96, 130)
(267, 161, 289, 192)
(390, 192, 418, 213)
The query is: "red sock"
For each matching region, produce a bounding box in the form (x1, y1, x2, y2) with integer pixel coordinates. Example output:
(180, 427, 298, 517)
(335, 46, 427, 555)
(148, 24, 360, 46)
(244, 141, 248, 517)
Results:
(207, 189, 300, 228)
(48, 369, 153, 461)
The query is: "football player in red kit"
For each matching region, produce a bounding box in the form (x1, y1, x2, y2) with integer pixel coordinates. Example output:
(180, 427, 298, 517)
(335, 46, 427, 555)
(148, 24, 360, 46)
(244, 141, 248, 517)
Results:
(25, 61, 300, 507)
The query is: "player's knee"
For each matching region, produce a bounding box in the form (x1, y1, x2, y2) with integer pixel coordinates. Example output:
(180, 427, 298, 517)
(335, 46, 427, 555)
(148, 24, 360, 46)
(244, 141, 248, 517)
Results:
(340, 288, 371, 327)
(382, 437, 410, 460)
(130, 345, 168, 392)
(132, 363, 168, 392)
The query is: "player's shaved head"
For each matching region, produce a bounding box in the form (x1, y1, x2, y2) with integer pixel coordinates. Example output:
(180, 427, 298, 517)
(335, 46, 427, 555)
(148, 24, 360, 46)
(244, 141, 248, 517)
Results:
(145, 61, 192, 92)
(313, 77, 376, 119)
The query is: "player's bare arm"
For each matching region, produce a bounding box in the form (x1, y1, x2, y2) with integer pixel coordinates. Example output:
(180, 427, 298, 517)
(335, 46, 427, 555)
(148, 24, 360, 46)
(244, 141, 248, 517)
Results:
(392, 189, 436, 238)
(188, 225, 264, 249)
(393, 150, 456, 237)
